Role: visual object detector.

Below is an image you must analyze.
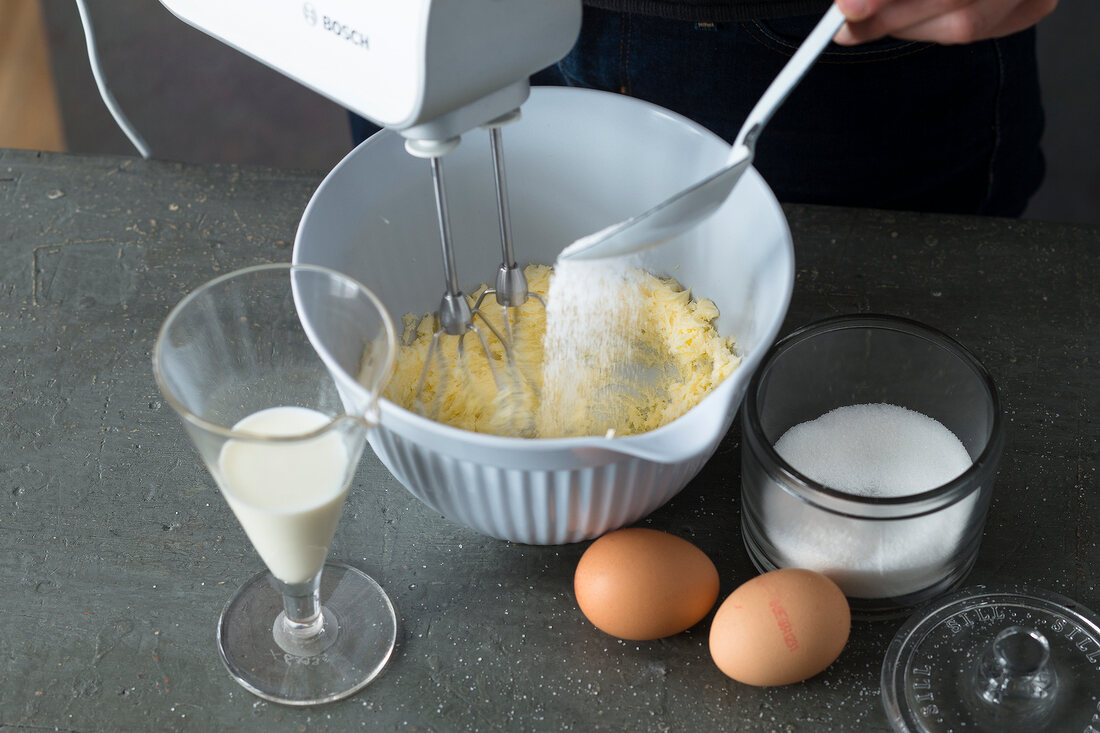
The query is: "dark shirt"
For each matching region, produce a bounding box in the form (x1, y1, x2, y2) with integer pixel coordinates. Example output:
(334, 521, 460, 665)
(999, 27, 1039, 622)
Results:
(584, 0, 832, 21)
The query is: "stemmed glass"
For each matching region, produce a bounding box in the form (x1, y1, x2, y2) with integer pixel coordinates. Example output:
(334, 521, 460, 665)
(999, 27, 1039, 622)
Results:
(152, 262, 397, 705)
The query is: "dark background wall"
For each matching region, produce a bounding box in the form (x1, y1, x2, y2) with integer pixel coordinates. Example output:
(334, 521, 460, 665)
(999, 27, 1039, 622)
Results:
(37, 0, 1100, 226)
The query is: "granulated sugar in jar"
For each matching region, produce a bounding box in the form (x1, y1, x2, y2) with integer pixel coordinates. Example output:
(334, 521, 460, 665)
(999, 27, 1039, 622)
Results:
(740, 315, 1004, 619)
(767, 403, 974, 598)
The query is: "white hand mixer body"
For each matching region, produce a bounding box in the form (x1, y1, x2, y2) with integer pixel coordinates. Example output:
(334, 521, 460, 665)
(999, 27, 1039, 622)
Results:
(158, 0, 581, 143)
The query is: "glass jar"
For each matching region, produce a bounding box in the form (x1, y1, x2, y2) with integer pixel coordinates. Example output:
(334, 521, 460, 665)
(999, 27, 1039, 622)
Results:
(740, 315, 1005, 619)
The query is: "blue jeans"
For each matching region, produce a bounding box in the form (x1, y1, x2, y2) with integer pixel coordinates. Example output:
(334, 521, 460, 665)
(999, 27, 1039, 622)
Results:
(529, 9, 1045, 216)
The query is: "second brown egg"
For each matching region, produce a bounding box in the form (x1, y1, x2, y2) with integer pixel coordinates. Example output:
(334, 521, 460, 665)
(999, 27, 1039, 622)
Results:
(709, 568, 850, 686)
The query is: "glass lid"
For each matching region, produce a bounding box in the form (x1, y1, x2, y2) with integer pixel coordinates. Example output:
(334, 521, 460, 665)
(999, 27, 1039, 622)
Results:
(881, 585, 1100, 732)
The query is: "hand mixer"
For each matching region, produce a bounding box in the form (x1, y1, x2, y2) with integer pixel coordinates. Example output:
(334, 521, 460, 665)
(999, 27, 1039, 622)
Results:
(159, 0, 582, 424)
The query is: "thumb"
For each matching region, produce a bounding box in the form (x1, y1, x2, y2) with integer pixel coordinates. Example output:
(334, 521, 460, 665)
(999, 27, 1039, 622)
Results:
(835, 0, 876, 22)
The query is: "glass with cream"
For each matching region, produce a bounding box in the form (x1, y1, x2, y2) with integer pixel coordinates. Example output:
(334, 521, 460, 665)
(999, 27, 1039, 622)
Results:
(217, 405, 354, 585)
(740, 315, 1004, 619)
(153, 263, 396, 705)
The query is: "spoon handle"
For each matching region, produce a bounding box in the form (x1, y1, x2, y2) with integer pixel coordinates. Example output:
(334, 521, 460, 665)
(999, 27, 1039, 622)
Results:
(730, 4, 848, 156)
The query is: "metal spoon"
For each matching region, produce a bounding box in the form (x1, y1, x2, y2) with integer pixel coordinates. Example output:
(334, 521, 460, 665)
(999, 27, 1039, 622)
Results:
(559, 4, 847, 261)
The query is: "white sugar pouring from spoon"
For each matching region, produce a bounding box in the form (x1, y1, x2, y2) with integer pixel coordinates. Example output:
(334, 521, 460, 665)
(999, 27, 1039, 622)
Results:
(559, 4, 848, 262)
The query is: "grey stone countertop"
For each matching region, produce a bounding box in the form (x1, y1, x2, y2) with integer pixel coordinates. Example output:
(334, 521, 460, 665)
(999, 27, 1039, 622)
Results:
(1, 148, 1097, 732)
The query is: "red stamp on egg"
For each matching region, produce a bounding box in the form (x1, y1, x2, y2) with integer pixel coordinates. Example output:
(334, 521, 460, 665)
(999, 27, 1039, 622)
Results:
(769, 598, 800, 652)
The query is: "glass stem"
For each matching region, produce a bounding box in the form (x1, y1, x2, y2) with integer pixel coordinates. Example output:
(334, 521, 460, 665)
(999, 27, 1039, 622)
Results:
(273, 569, 339, 657)
(280, 571, 324, 632)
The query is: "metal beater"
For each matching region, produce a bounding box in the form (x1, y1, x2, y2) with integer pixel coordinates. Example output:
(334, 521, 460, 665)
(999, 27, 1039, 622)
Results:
(479, 110, 547, 357)
(404, 113, 544, 434)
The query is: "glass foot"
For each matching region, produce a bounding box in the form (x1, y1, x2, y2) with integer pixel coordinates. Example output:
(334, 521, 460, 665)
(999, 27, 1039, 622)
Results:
(217, 562, 397, 706)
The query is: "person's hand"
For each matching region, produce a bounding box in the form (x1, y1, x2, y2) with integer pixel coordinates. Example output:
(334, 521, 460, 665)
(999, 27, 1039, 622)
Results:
(833, 0, 1057, 45)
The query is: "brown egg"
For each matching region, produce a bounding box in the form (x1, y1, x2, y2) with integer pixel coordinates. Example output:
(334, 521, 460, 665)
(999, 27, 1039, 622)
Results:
(574, 528, 720, 640)
(709, 568, 850, 686)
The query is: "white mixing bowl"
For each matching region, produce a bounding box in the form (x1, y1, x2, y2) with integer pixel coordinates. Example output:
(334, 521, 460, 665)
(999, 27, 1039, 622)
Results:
(293, 87, 793, 544)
